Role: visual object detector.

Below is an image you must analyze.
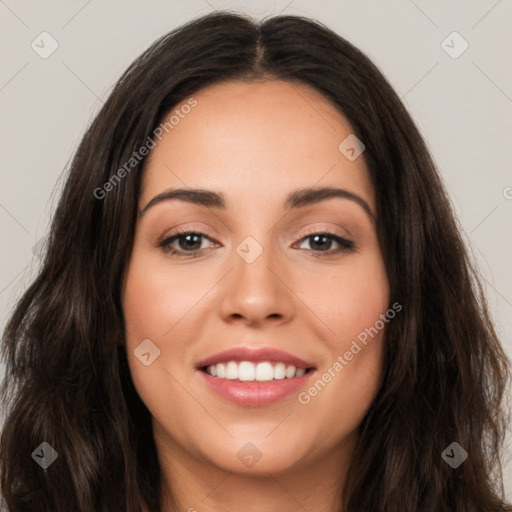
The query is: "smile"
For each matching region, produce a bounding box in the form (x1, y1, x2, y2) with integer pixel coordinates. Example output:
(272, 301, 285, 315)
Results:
(195, 346, 317, 407)
(202, 361, 310, 381)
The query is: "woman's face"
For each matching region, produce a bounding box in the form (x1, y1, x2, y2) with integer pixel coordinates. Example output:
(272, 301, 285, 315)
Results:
(122, 79, 389, 476)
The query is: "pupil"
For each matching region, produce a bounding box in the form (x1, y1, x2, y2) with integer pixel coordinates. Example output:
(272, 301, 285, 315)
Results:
(311, 234, 330, 251)
(180, 234, 201, 251)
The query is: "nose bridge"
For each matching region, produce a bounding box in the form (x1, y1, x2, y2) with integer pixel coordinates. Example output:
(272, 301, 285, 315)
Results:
(233, 232, 281, 296)
(218, 231, 294, 323)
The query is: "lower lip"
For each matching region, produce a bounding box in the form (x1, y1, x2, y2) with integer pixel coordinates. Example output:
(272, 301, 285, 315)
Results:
(198, 370, 315, 407)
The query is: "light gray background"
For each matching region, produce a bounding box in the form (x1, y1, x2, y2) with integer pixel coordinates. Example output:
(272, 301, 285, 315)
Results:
(1, 0, 511, 498)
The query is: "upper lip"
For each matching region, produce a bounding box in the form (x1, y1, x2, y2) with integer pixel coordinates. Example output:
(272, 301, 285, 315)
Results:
(196, 347, 316, 370)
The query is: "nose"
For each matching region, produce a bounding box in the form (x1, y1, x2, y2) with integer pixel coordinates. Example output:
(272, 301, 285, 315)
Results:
(218, 241, 295, 328)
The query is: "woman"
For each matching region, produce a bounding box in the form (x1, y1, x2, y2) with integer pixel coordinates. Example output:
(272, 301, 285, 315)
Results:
(1, 11, 511, 512)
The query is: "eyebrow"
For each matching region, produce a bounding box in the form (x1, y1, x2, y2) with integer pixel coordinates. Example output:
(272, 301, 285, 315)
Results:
(139, 187, 375, 221)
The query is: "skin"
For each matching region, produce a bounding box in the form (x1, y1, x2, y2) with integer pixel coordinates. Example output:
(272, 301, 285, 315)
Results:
(122, 79, 389, 512)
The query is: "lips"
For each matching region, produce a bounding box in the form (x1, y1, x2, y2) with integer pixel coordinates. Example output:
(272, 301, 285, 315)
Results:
(196, 346, 317, 407)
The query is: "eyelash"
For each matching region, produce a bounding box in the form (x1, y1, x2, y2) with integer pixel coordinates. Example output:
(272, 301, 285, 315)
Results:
(158, 227, 355, 258)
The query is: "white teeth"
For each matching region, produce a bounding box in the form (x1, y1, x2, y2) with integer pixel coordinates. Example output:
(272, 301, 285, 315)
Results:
(216, 363, 226, 379)
(255, 362, 274, 381)
(204, 360, 309, 381)
(225, 361, 238, 380)
(238, 361, 255, 381)
(285, 364, 296, 378)
(273, 362, 286, 380)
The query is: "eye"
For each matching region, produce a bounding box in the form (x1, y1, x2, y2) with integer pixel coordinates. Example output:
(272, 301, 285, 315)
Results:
(158, 228, 355, 258)
(158, 228, 217, 257)
(294, 231, 355, 256)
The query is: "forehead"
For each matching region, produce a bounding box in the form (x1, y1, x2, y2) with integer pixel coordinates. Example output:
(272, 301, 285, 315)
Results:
(141, 79, 374, 211)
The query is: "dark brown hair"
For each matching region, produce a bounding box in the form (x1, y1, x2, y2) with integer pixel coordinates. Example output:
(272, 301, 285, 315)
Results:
(1, 10, 511, 512)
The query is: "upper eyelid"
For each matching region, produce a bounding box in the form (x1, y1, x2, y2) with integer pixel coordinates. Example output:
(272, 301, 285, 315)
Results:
(298, 224, 352, 238)
(160, 227, 353, 247)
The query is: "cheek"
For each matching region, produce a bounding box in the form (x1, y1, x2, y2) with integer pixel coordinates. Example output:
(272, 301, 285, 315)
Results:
(122, 251, 202, 342)
(121, 252, 195, 433)
(306, 248, 389, 344)
(295, 250, 389, 419)
(121, 246, 179, 359)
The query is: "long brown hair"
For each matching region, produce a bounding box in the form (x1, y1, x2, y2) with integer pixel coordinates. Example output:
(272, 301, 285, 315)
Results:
(1, 11, 511, 512)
